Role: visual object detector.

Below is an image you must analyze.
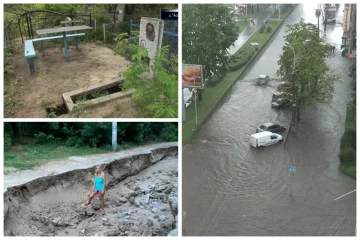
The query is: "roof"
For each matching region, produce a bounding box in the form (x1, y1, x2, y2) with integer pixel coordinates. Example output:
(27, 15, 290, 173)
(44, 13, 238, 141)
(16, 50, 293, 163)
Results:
(251, 131, 273, 137)
(261, 123, 274, 127)
(258, 74, 268, 78)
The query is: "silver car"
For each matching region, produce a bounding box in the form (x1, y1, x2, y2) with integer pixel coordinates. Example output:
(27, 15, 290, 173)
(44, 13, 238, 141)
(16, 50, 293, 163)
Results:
(256, 75, 270, 85)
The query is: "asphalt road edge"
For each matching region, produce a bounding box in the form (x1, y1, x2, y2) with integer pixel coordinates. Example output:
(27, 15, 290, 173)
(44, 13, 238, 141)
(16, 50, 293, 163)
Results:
(186, 5, 299, 144)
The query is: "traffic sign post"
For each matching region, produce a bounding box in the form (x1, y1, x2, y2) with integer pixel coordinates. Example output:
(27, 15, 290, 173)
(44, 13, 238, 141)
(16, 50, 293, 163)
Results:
(288, 165, 296, 197)
(288, 165, 296, 174)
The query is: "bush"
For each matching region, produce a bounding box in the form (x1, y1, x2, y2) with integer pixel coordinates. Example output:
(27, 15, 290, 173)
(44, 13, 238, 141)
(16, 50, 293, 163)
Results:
(255, 47, 259, 52)
(267, 26, 272, 33)
(259, 25, 266, 33)
(34, 132, 54, 145)
(4, 133, 12, 152)
(340, 128, 356, 149)
(159, 123, 178, 142)
(339, 147, 356, 164)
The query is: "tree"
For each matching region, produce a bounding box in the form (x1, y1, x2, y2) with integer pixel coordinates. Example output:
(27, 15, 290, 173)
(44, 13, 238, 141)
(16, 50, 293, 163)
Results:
(114, 32, 178, 118)
(277, 19, 340, 126)
(182, 4, 238, 81)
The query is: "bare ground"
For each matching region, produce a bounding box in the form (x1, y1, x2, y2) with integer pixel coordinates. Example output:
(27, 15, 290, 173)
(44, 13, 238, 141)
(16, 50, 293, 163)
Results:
(5, 39, 141, 118)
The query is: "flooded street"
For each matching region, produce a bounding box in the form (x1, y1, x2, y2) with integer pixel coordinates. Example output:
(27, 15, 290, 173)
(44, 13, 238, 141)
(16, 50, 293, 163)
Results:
(182, 4, 356, 236)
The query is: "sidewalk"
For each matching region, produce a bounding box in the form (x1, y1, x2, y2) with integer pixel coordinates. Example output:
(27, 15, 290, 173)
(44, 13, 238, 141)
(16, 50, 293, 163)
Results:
(4, 142, 178, 192)
(228, 5, 275, 55)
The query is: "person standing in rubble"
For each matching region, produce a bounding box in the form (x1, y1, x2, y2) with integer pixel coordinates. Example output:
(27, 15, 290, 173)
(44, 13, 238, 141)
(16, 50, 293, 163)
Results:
(84, 165, 107, 212)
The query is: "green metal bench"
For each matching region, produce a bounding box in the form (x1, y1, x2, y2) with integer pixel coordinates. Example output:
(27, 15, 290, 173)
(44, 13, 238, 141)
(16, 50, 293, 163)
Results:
(24, 40, 37, 74)
(32, 33, 86, 55)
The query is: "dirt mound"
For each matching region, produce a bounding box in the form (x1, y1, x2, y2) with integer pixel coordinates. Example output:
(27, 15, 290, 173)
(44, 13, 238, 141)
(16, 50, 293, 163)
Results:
(4, 147, 178, 236)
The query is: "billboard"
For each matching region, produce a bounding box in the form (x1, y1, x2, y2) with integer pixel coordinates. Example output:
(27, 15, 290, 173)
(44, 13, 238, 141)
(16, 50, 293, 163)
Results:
(182, 64, 204, 89)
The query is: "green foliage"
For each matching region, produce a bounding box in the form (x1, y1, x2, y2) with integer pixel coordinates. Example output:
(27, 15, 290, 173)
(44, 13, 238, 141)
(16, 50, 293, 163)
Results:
(34, 132, 55, 145)
(5, 122, 178, 148)
(4, 133, 12, 152)
(91, 91, 109, 99)
(266, 26, 272, 33)
(277, 18, 340, 119)
(339, 93, 356, 178)
(114, 33, 178, 118)
(159, 123, 178, 141)
(4, 41, 15, 78)
(183, 4, 239, 80)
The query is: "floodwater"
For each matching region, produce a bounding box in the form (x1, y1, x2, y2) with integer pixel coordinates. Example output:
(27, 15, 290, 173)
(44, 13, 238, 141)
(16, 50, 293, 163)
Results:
(182, 4, 356, 236)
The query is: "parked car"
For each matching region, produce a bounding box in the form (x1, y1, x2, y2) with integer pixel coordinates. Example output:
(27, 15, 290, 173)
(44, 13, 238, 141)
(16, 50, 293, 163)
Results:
(256, 75, 270, 85)
(250, 131, 283, 148)
(256, 123, 286, 133)
(277, 81, 291, 91)
(271, 92, 292, 109)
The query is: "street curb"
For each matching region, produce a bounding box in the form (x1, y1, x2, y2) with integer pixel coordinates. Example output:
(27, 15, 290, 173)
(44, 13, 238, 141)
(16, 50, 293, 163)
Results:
(185, 5, 298, 144)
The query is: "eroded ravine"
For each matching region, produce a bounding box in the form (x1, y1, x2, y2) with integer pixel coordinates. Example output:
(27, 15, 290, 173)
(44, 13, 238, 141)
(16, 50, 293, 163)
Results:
(4, 145, 178, 236)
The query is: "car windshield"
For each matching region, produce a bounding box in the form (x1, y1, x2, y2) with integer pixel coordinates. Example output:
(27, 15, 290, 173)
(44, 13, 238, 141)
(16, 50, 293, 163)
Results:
(259, 125, 267, 130)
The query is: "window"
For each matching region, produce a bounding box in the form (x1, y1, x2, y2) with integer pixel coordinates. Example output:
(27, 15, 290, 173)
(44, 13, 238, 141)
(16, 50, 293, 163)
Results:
(271, 135, 277, 140)
(259, 125, 266, 130)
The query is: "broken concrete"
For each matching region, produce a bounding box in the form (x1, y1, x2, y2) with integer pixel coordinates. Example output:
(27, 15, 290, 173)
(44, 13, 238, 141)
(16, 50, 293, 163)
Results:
(4, 142, 178, 236)
(62, 79, 135, 112)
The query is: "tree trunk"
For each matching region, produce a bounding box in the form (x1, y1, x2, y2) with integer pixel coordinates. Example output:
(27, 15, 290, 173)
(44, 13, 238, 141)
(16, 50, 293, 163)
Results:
(297, 108, 301, 121)
(11, 123, 20, 138)
(252, 4, 254, 14)
(257, 5, 259, 12)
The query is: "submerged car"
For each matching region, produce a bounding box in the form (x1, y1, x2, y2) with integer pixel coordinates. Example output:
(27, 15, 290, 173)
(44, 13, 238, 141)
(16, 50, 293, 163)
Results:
(256, 75, 270, 85)
(256, 123, 286, 133)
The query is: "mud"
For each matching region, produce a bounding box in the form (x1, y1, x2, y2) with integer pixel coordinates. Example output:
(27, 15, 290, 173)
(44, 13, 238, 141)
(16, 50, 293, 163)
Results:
(4, 146, 178, 236)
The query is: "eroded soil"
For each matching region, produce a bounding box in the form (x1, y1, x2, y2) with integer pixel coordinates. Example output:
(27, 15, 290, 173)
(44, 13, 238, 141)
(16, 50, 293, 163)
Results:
(4, 147, 178, 236)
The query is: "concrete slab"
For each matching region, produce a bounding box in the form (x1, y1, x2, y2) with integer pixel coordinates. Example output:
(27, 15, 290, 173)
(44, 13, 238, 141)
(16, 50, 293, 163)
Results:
(62, 79, 135, 112)
(4, 142, 178, 192)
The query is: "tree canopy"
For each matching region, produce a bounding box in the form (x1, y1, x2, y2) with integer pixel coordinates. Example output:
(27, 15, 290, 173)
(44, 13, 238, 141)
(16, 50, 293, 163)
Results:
(4, 122, 178, 151)
(277, 19, 340, 121)
(182, 4, 238, 80)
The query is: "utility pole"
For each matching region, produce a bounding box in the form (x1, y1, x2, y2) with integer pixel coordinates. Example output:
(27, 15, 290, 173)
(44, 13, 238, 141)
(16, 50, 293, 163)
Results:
(112, 122, 117, 151)
(316, 8, 321, 35)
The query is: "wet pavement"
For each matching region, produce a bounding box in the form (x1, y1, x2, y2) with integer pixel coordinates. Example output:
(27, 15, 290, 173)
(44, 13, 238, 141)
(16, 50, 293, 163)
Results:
(182, 4, 356, 236)
(228, 5, 275, 55)
(4, 142, 178, 193)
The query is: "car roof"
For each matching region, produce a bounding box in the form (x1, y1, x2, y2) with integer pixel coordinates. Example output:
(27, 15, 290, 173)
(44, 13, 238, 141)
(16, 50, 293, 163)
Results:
(258, 74, 268, 78)
(251, 131, 274, 137)
(261, 123, 275, 127)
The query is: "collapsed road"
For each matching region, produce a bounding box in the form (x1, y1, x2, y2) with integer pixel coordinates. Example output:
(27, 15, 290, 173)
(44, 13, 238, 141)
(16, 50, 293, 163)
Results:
(4, 142, 178, 237)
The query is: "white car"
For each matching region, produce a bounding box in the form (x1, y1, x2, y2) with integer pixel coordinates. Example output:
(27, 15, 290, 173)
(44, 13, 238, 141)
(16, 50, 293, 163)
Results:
(250, 131, 283, 148)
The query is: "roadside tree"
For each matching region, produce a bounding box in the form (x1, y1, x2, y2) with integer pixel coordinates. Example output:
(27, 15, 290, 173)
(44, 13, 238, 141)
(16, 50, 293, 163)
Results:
(182, 4, 238, 81)
(277, 19, 340, 125)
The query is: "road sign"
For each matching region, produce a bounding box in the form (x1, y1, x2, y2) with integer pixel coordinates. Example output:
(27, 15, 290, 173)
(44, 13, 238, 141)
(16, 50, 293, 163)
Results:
(288, 165, 296, 173)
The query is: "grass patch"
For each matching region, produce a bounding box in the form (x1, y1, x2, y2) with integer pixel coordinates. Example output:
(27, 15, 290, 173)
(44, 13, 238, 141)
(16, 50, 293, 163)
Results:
(339, 95, 356, 178)
(183, 19, 286, 143)
(236, 20, 249, 34)
(4, 144, 110, 171)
